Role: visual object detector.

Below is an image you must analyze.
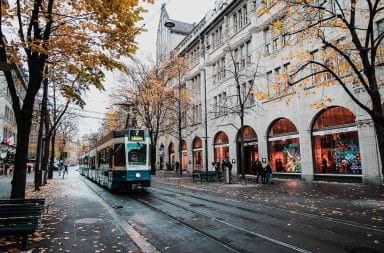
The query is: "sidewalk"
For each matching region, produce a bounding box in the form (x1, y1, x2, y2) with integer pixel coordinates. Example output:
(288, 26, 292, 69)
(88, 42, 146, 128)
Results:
(0, 172, 34, 199)
(0, 170, 148, 253)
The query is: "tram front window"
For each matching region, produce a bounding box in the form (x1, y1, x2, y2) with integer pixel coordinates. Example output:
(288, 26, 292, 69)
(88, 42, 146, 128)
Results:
(127, 143, 147, 165)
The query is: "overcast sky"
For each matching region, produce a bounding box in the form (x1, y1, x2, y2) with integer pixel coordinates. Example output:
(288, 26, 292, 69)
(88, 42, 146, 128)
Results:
(78, 0, 214, 137)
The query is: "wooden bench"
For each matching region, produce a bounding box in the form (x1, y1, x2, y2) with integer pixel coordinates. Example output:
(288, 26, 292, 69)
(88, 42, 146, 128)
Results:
(192, 171, 223, 182)
(0, 198, 45, 249)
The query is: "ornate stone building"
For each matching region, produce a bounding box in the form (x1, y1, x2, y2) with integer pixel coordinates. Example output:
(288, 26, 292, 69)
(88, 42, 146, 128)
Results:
(156, 0, 384, 184)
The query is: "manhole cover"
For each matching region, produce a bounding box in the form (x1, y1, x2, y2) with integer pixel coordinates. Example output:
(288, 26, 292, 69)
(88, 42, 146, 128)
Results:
(190, 204, 206, 208)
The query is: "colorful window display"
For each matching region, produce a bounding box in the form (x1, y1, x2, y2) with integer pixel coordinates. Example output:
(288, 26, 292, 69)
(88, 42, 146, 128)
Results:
(237, 126, 258, 174)
(214, 131, 229, 166)
(193, 137, 203, 171)
(312, 107, 361, 175)
(268, 118, 301, 173)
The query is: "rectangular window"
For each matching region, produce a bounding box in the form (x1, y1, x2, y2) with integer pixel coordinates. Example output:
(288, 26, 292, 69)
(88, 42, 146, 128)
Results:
(214, 96, 218, 117)
(265, 29, 272, 54)
(266, 71, 273, 96)
(311, 50, 321, 83)
(233, 13, 238, 31)
(246, 41, 252, 64)
(243, 6, 248, 24)
(222, 92, 227, 115)
(127, 143, 147, 166)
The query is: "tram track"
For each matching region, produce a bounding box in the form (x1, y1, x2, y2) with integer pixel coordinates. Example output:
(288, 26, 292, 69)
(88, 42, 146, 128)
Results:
(81, 176, 383, 253)
(134, 194, 313, 253)
(152, 185, 384, 234)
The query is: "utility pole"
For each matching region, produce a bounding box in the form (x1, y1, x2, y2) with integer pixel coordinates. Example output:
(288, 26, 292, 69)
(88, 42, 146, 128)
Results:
(178, 78, 182, 176)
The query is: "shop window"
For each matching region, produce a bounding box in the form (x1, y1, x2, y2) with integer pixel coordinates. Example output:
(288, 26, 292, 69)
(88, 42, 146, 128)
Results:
(214, 131, 229, 165)
(237, 126, 259, 175)
(193, 137, 203, 171)
(268, 118, 301, 173)
(312, 107, 361, 175)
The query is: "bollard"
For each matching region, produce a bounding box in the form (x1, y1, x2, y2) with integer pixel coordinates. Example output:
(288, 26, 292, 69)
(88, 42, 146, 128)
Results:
(225, 167, 230, 184)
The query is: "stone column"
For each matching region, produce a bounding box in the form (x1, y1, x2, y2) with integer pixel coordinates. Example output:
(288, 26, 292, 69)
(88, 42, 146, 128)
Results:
(357, 119, 383, 185)
(299, 130, 314, 181)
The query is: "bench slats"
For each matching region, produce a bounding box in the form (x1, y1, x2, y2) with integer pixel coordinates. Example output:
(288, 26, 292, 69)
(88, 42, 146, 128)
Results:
(0, 199, 45, 237)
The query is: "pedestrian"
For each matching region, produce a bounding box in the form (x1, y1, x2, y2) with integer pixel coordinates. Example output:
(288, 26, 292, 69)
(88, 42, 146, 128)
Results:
(64, 165, 68, 175)
(215, 160, 221, 172)
(222, 157, 232, 184)
(175, 161, 180, 173)
(58, 164, 61, 177)
(255, 159, 263, 184)
(4, 163, 9, 176)
(27, 165, 32, 174)
(322, 158, 328, 173)
(265, 162, 273, 184)
(261, 164, 267, 184)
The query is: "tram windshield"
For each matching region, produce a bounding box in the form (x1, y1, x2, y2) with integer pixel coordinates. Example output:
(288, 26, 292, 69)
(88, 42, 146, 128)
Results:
(127, 143, 147, 165)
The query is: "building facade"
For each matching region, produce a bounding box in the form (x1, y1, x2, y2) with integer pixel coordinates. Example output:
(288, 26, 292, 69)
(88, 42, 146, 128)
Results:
(0, 73, 17, 163)
(156, 0, 384, 184)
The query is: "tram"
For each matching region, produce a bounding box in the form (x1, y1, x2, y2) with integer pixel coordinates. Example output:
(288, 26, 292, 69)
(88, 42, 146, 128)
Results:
(79, 129, 151, 192)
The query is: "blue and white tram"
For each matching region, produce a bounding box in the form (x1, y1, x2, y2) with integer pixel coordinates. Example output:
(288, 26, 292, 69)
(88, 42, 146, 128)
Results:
(79, 129, 151, 192)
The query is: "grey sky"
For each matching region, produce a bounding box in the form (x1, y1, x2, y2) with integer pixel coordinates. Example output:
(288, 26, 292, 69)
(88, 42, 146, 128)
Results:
(78, 0, 214, 137)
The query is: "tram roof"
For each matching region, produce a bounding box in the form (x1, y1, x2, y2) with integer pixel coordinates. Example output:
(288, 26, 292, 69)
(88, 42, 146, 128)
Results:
(89, 129, 147, 150)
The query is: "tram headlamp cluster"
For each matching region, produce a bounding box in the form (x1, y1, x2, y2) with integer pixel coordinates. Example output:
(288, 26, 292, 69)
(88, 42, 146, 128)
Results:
(135, 172, 141, 178)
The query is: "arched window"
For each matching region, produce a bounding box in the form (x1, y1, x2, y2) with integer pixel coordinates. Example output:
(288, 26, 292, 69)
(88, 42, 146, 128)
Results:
(268, 118, 301, 173)
(181, 140, 187, 171)
(214, 131, 229, 164)
(168, 143, 175, 169)
(312, 107, 360, 175)
(237, 126, 258, 175)
(192, 137, 203, 171)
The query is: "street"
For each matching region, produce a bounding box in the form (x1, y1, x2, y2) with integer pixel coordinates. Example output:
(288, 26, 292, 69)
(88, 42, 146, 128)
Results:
(83, 173, 384, 253)
(0, 169, 383, 253)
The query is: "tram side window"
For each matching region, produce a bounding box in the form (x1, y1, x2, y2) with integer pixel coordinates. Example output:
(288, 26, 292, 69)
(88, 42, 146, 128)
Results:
(114, 144, 126, 167)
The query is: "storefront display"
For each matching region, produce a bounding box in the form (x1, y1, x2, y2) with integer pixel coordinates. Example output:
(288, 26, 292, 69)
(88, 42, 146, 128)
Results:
(312, 107, 360, 175)
(181, 140, 187, 171)
(237, 126, 258, 174)
(193, 137, 203, 171)
(214, 131, 229, 165)
(268, 118, 301, 173)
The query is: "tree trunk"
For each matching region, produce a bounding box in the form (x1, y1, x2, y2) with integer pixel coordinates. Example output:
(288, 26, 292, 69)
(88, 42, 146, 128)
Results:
(240, 115, 245, 179)
(42, 106, 51, 183)
(373, 118, 384, 178)
(11, 116, 33, 199)
(48, 129, 56, 179)
(150, 144, 157, 175)
(41, 133, 51, 185)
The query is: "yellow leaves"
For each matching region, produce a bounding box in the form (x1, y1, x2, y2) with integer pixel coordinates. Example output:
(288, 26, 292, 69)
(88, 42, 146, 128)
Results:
(254, 92, 269, 100)
(310, 96, 334, 109)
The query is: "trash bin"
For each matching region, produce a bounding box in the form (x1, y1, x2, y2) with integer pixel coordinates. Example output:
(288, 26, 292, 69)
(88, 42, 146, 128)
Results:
(224, 167, 230, 184)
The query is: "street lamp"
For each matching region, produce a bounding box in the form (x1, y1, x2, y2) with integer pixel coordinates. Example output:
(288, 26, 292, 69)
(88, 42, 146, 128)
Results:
(113, 102, 136, 129)
(60, 139, 65, 164)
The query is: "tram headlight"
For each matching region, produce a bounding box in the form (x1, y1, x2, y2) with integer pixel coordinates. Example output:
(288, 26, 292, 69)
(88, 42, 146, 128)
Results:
(135, 172, 141, 178)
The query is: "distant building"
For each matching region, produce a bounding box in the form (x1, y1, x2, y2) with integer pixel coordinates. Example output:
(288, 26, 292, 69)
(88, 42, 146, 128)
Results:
(156, 0, 384, 184)
(156, 3, 195, 64)
(0, 73, 17, 163)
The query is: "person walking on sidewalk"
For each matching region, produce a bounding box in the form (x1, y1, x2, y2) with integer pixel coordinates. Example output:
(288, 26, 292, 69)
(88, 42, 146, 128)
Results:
(255, 159, 263, 184)
(265, 162, 273, 184)
(64, 165, 68, 176)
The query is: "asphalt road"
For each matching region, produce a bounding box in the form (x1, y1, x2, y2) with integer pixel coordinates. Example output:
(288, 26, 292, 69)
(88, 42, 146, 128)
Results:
(81, 176, 384, 253)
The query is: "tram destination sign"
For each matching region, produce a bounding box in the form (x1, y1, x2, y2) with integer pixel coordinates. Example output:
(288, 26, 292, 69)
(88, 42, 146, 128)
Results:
(129, 130, 145, 141)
